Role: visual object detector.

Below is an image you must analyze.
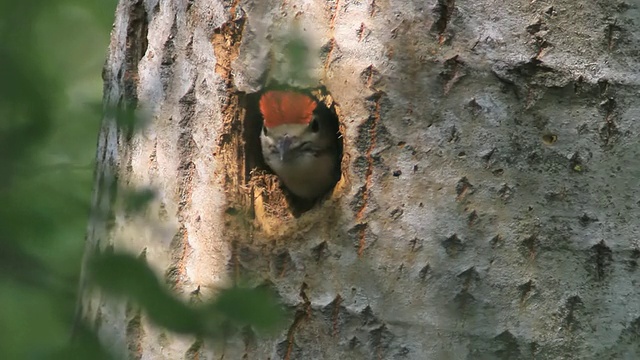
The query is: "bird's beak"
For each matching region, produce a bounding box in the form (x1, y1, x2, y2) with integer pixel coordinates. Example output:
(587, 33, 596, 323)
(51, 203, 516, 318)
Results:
(277, 136, 292, 161)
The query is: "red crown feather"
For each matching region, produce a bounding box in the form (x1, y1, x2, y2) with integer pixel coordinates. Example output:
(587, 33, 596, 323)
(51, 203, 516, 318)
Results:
(259, 90, 317, 128)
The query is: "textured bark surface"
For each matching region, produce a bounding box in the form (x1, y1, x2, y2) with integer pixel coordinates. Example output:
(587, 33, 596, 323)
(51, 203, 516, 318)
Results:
(81, 0, 640, 359)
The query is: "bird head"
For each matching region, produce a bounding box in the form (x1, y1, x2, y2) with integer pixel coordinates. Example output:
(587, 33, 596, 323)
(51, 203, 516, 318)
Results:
(259, 90, 322, 161)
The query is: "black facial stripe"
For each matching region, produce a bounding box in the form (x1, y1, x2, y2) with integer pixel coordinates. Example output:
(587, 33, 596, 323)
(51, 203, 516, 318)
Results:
(298, 146, 333, 157)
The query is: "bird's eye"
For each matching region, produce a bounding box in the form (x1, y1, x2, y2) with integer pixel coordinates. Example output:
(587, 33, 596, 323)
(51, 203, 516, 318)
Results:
(262, 126, 268, 136)
(310, 118, 319, 133)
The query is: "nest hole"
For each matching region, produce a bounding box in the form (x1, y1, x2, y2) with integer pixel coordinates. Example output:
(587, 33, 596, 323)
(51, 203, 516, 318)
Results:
(243, 87, 343, 216)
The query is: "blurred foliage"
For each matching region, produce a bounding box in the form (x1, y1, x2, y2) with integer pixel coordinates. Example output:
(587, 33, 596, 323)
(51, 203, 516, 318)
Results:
(0, 0, 115, 358)
(0, 1, 286, 359)
(89, 253, 286, 337)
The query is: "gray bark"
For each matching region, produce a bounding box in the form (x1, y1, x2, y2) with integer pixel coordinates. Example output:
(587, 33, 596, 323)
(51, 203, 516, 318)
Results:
(80, 0, 640, 359)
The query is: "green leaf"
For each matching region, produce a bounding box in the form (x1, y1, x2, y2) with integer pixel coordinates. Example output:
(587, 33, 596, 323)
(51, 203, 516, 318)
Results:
(122, 187, 156, 214)
(211, 285, 286, 330)
(88, 253, 203, 334)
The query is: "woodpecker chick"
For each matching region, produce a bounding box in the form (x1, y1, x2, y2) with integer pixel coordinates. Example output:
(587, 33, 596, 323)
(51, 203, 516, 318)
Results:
(259, 90, 340, 200)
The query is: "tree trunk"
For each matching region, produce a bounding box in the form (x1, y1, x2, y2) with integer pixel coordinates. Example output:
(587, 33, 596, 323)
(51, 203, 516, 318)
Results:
(79, 0, 640, 358)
